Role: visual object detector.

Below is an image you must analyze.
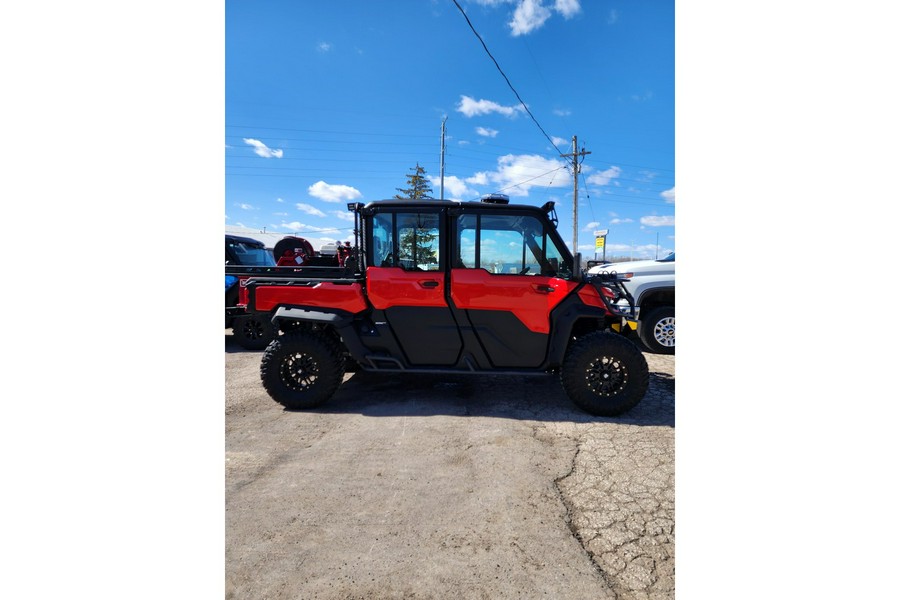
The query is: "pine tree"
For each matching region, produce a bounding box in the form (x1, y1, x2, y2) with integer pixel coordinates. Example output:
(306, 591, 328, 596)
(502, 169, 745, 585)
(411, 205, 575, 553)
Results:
(394, 163, 433, 200)
(398, 223, 438, 266)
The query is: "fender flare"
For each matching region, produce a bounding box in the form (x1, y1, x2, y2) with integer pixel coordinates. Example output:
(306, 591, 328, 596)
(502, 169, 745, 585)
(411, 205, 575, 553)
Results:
(271, 305, 354, 329)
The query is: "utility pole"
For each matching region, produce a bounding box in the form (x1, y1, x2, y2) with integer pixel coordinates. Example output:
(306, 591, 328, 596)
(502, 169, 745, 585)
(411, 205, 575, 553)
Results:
(561, 136, 591, 253)
(440, 116, 447, 200)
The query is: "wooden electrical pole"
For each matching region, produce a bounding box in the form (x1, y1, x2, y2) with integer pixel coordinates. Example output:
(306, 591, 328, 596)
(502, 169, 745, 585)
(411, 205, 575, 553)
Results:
(561, 136, 591, 253)
(440, 116, 447, 200)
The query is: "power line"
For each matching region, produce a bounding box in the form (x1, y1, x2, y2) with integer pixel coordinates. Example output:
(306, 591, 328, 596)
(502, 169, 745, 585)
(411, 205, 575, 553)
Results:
(451, 0, 562, 156)
(226, 126, 675, 175)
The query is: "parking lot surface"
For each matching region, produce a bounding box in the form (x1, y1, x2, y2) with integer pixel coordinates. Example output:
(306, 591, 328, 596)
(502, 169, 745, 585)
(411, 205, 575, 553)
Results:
(226, 331, 674, 599)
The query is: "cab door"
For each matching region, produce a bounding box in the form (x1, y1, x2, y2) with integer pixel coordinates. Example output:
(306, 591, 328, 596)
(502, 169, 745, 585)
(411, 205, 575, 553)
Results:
(366, 209, 463, 366)
(449, 211, 575, 368)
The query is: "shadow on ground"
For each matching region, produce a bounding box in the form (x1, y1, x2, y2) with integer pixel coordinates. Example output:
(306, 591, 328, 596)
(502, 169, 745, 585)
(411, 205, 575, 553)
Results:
(307, 369, 674, 427)
(228, 333, 675, 426)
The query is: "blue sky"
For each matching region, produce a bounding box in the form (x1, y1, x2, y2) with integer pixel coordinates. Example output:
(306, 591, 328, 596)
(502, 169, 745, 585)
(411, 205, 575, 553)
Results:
(225, 0, 674, 260)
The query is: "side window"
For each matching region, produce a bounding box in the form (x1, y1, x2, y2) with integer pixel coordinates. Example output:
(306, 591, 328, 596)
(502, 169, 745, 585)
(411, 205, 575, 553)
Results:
(544, 236, 571, 278)
(458, 214, 477, 268)
(455, 212, 573, 277)
(480, 215, 529, 274)
(397, 212, 441, 271)
(372, 213, 394, 267)
(372, 211, 442, 271)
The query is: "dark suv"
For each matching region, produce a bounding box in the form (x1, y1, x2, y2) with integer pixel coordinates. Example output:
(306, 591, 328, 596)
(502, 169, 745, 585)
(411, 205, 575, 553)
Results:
(226, 234, 277, 349)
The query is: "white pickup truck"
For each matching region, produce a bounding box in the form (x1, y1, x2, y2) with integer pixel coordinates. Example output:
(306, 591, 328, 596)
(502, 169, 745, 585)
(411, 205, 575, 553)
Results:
(588, 252, 675, 354)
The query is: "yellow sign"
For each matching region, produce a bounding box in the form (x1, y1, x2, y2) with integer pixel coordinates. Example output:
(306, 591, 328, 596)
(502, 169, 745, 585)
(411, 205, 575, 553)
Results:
(595, 236, 605, 249)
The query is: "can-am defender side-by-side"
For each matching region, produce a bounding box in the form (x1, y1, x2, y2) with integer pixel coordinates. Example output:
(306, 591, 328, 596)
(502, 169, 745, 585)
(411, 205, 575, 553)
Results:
(226, 197, 650, 416)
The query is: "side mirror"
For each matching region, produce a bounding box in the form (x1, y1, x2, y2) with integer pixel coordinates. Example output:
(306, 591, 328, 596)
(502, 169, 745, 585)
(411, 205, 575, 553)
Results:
(572, 252, 583, 281)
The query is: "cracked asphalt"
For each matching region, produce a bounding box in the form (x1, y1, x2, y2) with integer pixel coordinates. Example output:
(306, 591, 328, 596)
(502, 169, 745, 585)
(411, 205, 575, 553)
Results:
(226, 331, 674, 599)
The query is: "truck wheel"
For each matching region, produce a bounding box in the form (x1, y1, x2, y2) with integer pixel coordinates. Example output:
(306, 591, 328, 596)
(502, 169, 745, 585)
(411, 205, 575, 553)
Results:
(260, 330, 344, 410)
(639, 307, 675, 354)
(232, 314, 275, 350)
(561, 331, 649, 416)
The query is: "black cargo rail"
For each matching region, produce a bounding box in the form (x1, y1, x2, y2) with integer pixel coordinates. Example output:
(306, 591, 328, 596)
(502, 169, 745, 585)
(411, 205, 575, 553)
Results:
(225, 264, 362, 283)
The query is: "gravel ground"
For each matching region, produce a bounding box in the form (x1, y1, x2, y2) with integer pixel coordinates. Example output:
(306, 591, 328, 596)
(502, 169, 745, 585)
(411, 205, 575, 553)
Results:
(226, 331, 674, 599)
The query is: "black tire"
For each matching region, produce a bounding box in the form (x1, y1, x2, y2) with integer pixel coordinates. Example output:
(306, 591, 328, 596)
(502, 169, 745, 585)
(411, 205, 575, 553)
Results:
(232, 314, 275, 350)
(638, 306, 675, 355)
(560, 331, 649, 416)
(260, 330, 344, 410)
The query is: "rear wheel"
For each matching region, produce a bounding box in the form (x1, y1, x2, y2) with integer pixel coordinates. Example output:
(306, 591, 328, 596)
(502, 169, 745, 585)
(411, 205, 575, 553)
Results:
(639, 306, 675, 354)
(260, 330, 344, 410)
(561, 331, 649, 416)
(232, 314, 275, 350)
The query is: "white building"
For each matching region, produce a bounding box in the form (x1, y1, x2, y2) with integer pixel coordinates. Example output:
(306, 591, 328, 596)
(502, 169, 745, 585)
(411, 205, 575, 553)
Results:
(224, 226, 339, 253)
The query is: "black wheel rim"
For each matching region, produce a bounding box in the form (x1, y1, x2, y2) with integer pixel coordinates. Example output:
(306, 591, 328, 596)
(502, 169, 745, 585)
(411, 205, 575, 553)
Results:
(584, 355, 629, 396)
(241, 319, 266, 340)
(279, 351, 320, 391)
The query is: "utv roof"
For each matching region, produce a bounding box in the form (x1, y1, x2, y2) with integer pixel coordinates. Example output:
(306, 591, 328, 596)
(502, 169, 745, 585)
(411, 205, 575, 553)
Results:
(358, 198, 555, 213)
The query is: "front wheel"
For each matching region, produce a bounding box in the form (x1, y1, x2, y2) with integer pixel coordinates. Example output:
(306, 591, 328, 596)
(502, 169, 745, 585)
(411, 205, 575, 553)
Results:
(260, 330, 344, 410)
(560, 331, 649, 416)
(639, 306, 675, 354)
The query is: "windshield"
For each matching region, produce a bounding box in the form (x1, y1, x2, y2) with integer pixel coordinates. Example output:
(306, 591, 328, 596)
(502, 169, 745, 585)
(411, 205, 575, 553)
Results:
(227, 241, 276, 266)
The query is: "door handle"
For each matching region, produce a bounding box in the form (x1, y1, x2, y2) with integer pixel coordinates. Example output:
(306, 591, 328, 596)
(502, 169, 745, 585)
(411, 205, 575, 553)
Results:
(420, 280, 440, 289)
(533, 284, 555, 294)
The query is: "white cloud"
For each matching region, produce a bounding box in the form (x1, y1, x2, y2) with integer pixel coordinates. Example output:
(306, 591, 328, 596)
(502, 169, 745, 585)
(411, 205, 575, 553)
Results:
(466, 172, 489, 186)
(607, 9, 619, 25)
(430, 175, 479, 201)
(456, 95, 524, 118)
(333, 210, 356, 222)
(587, 166, 622, 186)
(279, 221, 343, 235)
(610, 217, 633, 225)
(582, 221, 600, 231)
(475, 126, 499, 138)
(474, 1, 581, 36)
(552, 109, 571, 117)
(275, 197, 285, 203)
(238, 203, 254, 210)
(641, 215, 675, 227)
(554, 0, 581, 19)
(317, 42, 332, 53)
(551, 136, 569, 147)
(661, 187, 675, 204)
(477, 154, 570, 197)
(308, 180, 362, 203)
(508, 0, 581, 35)
(296, 203, 326, 217)
(510, 0, 551, 36)
(243, 138, 284, 158)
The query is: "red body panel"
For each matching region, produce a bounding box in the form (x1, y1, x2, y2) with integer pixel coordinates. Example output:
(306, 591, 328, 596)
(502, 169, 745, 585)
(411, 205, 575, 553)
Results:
(366, 267, 447, 309)
(238, 278, 251, 306)
(450, 269, 577, 334)
(577, 284, 607, 309)
(252, 282, 368, 314)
